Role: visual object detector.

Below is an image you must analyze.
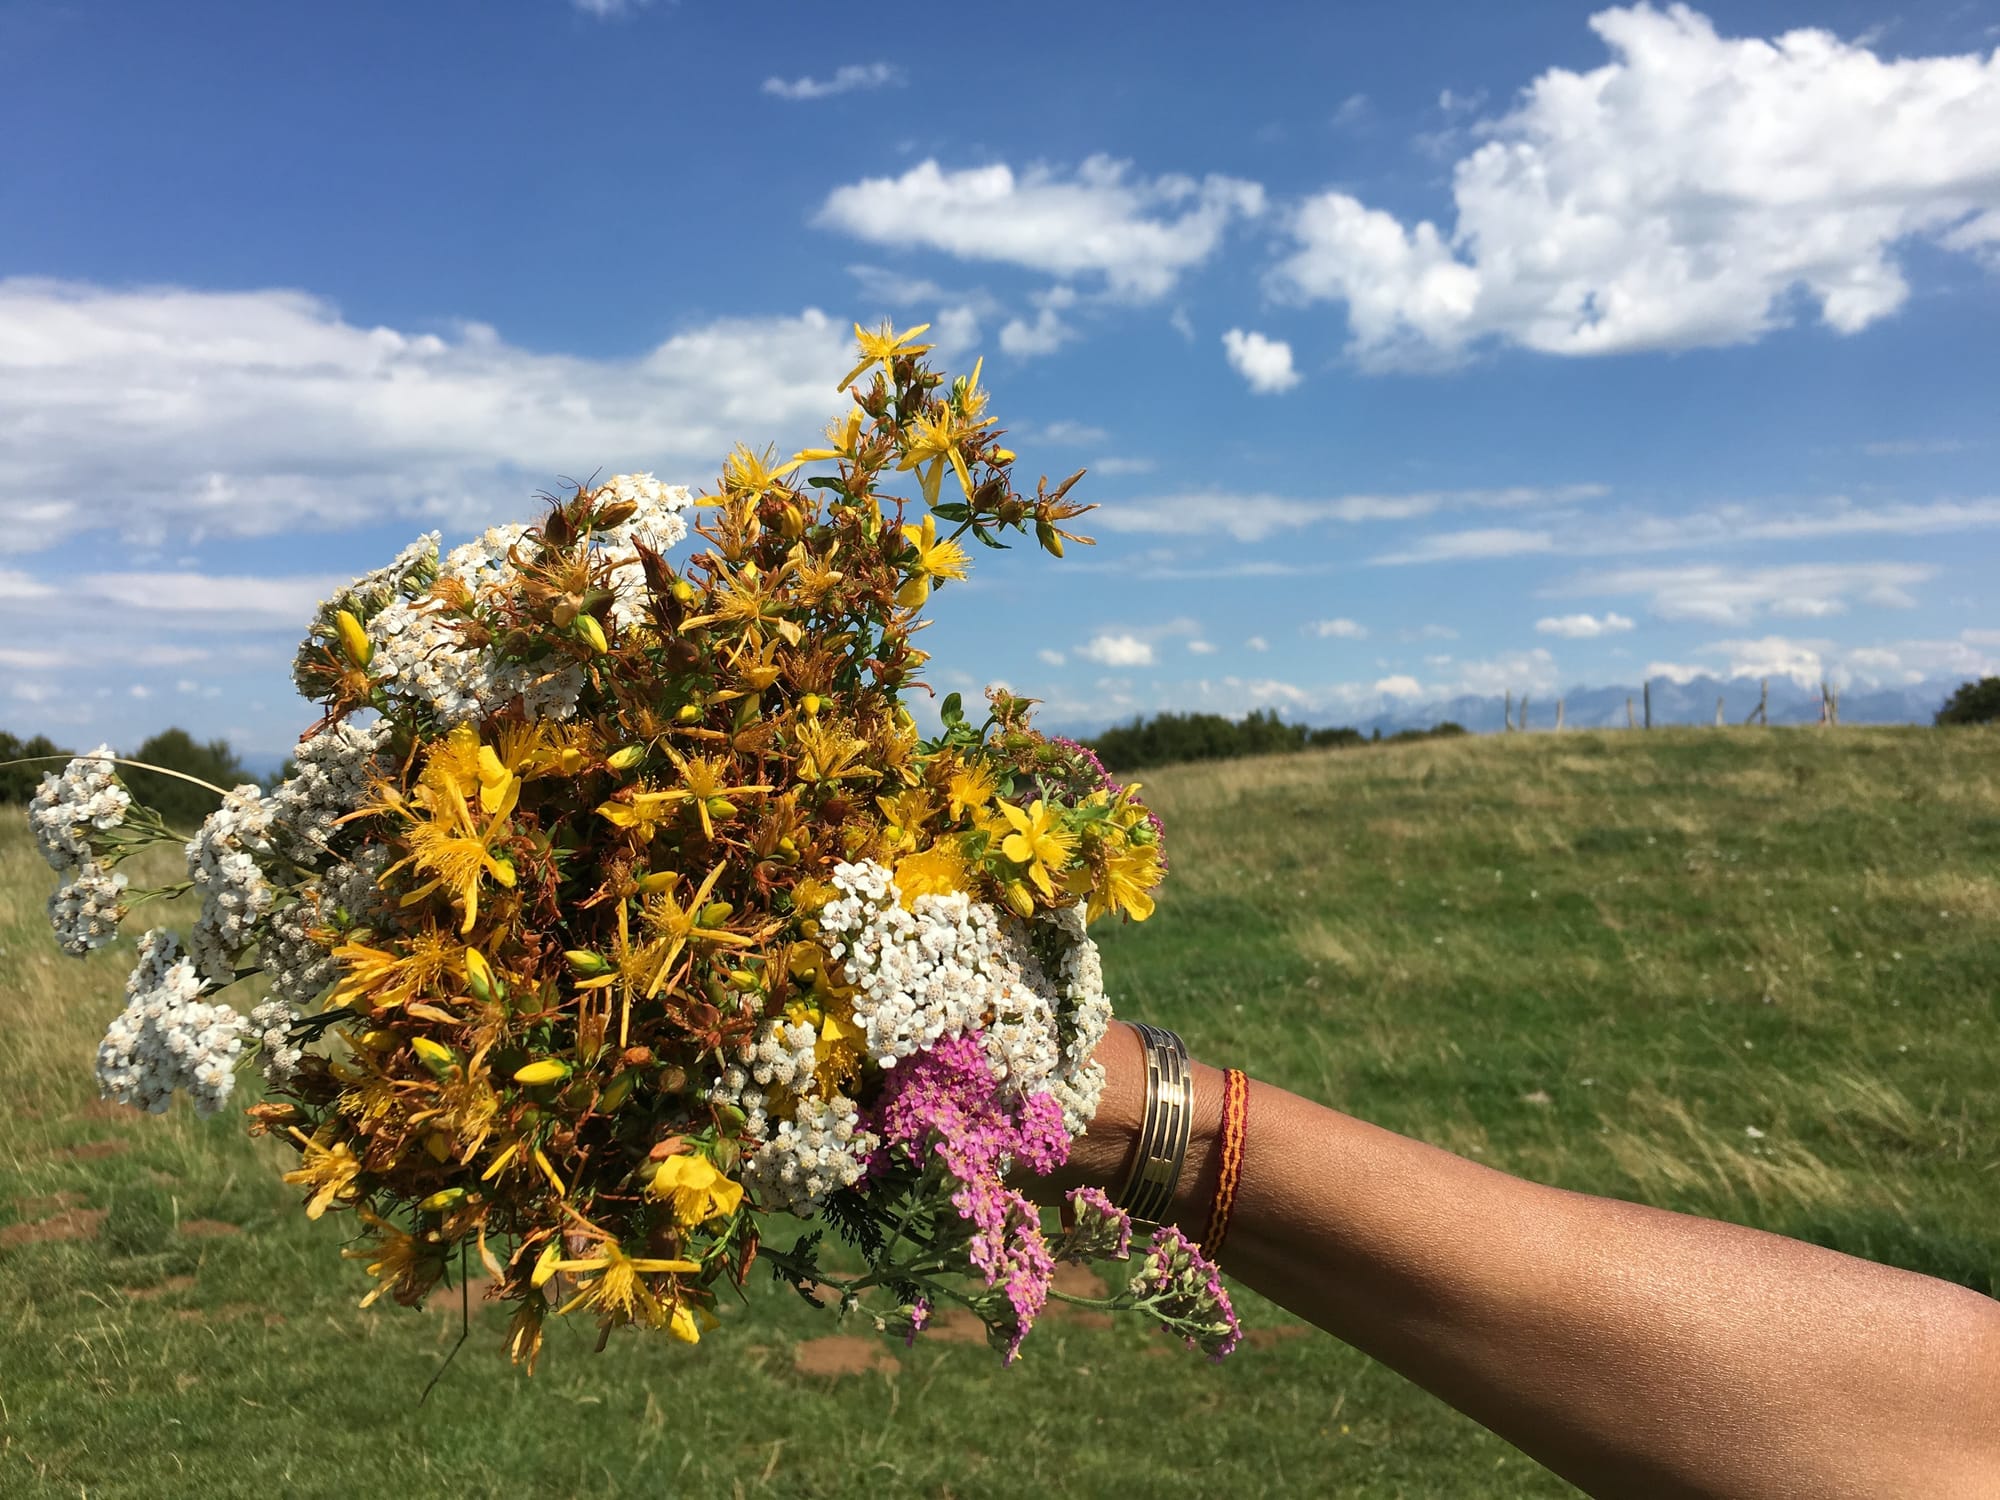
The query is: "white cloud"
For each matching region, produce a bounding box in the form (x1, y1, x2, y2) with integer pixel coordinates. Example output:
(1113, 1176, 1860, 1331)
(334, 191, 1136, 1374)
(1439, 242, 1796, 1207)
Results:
(1308, 617, 1368, 639)
(1030, 419, 1110, 446)
(571, 0, 652, 15)
(815, 156, 1265, 300)
(1860, 438, 1974, 457)
(1558, 562, 1932, 626)
(1272, 6, 2000, 364)
(1186, 639, 1217, 655)
(1536, 611, 1634, 638)
(1074, 632, 1156, 668)
(1374, 675, 1424, 697)
(1000, 288, 1081, 358)
(1095, 483, 1605, 542)
(1245, 635, 1269, 652)
(1646, 660, 1706, 685)
(1703, 635, 1828, 688)
(1963, 629, 2000, 647)
(1374, 528, 1554, 564)
(1220, 328, 1301, 393)
(1091, 456, 1156, 476)
(762, 63, 902, 101)
(0, 280, 855, 552)
(1331, 93, 1371, 129)
(1036, 648, 1067, 666)
(1448, 647, 1560, 696)
(1382, 496, 2000, 564)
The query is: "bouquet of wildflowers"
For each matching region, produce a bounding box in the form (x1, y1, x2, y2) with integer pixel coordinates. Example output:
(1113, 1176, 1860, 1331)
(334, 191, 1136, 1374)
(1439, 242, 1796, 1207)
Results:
(29, 326, 1240, 1366)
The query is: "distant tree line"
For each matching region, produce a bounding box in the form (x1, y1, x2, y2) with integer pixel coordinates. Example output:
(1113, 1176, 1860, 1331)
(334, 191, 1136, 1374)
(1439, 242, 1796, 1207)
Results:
(1087, 709, 1466, 773)
(1936, 677, 2000, 727)
(1, 727, 252, 829)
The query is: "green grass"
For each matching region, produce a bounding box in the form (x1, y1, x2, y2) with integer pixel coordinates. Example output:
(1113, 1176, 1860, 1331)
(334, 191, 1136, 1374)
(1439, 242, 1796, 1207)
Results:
(2, 727, 1995, 1498)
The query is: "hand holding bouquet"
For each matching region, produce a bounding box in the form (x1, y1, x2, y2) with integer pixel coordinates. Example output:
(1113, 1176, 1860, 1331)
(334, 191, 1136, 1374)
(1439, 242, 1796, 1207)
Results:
(29, 326, 1239, 1368)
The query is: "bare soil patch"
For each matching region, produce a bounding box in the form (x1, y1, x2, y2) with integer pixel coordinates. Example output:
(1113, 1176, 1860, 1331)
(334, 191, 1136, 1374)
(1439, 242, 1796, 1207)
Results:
(123, 1275, 198, 1301)
(0, 1205, 106, 1248)
(177, 1219, 242, 1238)
(60, 1139, 129, 1161)
(1245, 1324, 1311, 1351)
(792, 1334, 898, 1377)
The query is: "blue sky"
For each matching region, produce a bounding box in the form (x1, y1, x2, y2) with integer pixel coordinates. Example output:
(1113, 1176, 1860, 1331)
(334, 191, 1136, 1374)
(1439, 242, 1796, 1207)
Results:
(2, 0, 1997, 754)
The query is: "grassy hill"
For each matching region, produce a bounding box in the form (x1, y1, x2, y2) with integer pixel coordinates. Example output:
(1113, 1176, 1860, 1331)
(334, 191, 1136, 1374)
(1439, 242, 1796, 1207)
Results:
(2, 728, 1995, 1498)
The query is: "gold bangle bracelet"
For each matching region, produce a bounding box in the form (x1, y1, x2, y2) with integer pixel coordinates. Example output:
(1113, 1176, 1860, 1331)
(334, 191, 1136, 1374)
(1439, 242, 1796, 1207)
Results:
(1115, 1023, 1192, 1226)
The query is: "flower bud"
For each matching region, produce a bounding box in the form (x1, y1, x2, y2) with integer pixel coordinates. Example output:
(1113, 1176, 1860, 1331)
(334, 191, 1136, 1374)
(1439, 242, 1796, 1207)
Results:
(576, 615, 609, 654)
(335, 609, 373, 669)
(800, 693, 822, 718)
(420, 1187, 468, 1212)
(676, 704, 703, 724)
(606, 745, 646, 772)
(513, 1059, 570, 1086)
(598, 1071, 638, 1112)
(698, 901, 733, 926)
(671, 580, 698, 605)
(411, 1036, 457, 1077)
(635, 870, 678, 894)
(464, 947, 500, 1005)
(564, 949, 611, 977)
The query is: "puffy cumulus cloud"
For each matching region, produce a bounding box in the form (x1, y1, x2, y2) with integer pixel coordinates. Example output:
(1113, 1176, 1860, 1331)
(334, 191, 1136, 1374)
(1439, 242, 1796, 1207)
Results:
(1555, 562, 1931, 626)
(815, 156, 1265, 300)
(1536, 611, 1634, 638)
(1447, 647, 1561, 697)
(1245, 635, 1270, 652)
(1073, 632, 1156, 668)
(1308, 617, 1368, 639)
(1220, 328, 1301, 393)
(1186, 639, 1218, 655)
(1095, 483, 1605, 543)
(1036, 648, 1067, 667)
(1271, 6, 2000, 364)
(1374, 674, 1425, 698)
(762, 63, 901, 101)
(1000, 287, 1081, 358)
(1701, 635, 1829, 688)
(0, 280, 856, 554)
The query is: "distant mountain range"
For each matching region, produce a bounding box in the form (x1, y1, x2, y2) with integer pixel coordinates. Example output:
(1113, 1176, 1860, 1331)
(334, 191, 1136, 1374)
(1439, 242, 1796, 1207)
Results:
(1349, 674, 1956, 737)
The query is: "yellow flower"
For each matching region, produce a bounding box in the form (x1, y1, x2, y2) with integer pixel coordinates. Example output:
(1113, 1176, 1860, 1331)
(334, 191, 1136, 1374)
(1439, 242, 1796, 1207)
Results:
(668, 1302, 716, 1344)
(896, 405, 974, 506)
(895, 513, 972, 608)
(998, 799, 1078, 900)
(792, 405, 865, 466)
(282, 1127, 363, 1220)
(944, 761, 998, 820)
(838, 319, 932, 392)
(328, 929, 462, 1013)
(893, 842, 973, 906)
(551, 1239, 701, 1330)
(721, 442, 803, 497)
(646, 1153, 745, 1226)
(1090, 839, 1163, 923)
(341, 1206, 446, 1308)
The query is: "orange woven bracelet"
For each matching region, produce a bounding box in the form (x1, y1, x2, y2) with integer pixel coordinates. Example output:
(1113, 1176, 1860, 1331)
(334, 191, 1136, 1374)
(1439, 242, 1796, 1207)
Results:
(1201, 1068, 1249, 1260)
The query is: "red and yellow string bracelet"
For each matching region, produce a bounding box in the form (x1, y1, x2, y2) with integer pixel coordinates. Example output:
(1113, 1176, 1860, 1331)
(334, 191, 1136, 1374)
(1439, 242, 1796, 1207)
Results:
(1201, 1067, 1250, 1260)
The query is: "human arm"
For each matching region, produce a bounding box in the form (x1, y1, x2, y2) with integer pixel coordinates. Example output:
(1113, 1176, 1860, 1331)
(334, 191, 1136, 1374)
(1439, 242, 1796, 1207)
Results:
(1059, 1022, 2000, 1500)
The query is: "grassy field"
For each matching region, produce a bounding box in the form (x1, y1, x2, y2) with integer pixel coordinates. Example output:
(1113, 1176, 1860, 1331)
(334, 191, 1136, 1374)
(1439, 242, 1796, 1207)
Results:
(2, 727, 1996, 1498)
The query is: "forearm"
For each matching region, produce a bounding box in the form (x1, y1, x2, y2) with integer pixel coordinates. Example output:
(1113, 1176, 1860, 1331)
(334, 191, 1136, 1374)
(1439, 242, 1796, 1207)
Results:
(1067, 1023, 2000, 1499)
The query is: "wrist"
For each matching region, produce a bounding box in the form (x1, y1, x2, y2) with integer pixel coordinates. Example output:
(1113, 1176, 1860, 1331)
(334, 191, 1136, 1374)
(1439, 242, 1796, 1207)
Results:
(1064, 1021, 1224, 1233)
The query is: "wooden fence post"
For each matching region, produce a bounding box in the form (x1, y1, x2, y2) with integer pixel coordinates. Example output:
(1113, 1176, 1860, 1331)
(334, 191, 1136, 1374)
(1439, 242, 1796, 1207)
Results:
(1643, 680, 1653, 730)
(1504, 690, 1514, 733)
(1627, 696, 1636, 730)
(1555, 698, 1565, 732)
(1521, 695, 1530, 732)
(1715, 695, 1724, 728)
